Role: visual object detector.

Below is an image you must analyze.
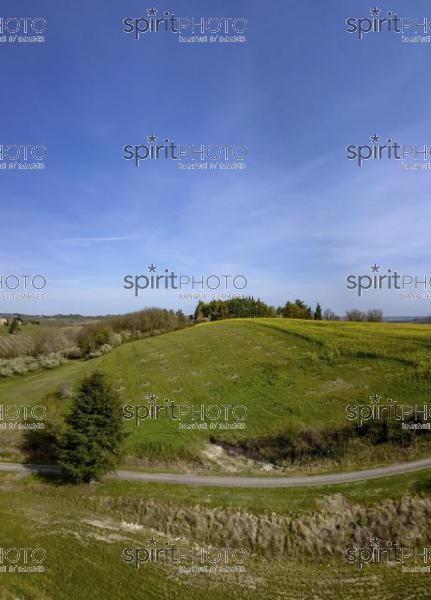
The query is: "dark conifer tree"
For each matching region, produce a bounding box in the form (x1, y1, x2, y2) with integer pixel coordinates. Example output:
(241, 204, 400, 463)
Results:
(58, 371, 126, 483)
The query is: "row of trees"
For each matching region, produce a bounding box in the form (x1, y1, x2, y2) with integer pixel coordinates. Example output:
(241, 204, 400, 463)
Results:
(77, 308, 190, 356)
(345, 309, 383, 322)
(194, 298, 318, 322)
(194, 298, 383, 323)
(194, 297, 273, 321)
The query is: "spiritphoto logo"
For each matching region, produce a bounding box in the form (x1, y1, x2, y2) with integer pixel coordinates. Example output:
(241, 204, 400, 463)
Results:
(0, 17, 46, 44)
(346, 264, 431, 299)
(0, 274, 47, 301)
(123, 393, 247, 431)
(0, 547, 46, 574)
(346, 134, 431, 168)
(123, 538, 248, 573)
(0, 145, 47, 171)
(346, 538, 431, 573)
(0, 404, 47, 432)
(123, 9, 247, 44)
(123, 265, 248, 297)
(346, 8, 431, 43)
(123, 134, 247, 171)
(346, 394, 431, 429)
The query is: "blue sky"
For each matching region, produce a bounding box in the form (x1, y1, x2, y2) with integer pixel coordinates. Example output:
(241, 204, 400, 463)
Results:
(2, 0, 431, 316)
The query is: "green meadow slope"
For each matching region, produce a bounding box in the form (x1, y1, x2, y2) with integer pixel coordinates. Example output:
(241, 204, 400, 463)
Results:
(0, 318, 430, 469)
(0, 319, 431, 599)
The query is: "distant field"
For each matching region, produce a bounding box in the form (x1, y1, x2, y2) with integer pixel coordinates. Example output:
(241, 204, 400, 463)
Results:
(0, 318, 101, 357)
(0, 325, 41, 338)
(33, 315, 103, 326)
(0, 318, 430, 469)
(0, 329, 38, 362)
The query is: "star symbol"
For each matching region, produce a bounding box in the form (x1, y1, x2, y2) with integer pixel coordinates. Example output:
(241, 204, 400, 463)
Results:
(147, 7, 158, 17)
(370, 134, 381, 143)
(147, 264, 157, 273)
(147, 134, 157, 144)
(147, 393, 158, 404)
(371, 264, 380, 273)
(147, 537, 158, 546)
(370, 537, 381, 547)
(370, 394, 381, 404)
(370, 7, 381, 17)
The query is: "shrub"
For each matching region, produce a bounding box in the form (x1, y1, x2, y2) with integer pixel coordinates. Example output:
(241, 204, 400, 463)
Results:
(99, 344, 113, 354)
(65, 347, 82, 360)
(59, 383, 73, 400)
(212, 417, 430, 466)
(39, 353, 65, 369)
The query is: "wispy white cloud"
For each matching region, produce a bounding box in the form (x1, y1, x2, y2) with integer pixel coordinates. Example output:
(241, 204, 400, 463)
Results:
(52, 236, 141, 246)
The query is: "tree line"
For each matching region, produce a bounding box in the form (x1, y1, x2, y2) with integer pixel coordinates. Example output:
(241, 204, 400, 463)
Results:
(194, 297, 383, 322)
(77, 308, 190, 357)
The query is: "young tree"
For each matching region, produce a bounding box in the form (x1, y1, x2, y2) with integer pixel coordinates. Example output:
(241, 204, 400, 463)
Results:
(314, 303, 322, 320)
(57, 371, 126, 483)
(194, 301, 206, 323)
(323, 309, 340, 321)
(8, 317, 20, 335)
(77, 325, 113, 357)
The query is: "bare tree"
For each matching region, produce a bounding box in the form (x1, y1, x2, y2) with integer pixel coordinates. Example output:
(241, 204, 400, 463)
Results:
(367, 309, 383, 322)
(323, 309, 340, 321)
(345, 309, 367, 322)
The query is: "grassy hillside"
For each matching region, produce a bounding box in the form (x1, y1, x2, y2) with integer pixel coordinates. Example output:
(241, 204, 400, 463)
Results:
(0, 318, 430, 468)
(0, 318, 430, 599)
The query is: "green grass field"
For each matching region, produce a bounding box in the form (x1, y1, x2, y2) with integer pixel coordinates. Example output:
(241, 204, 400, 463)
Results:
(0, 470, 429, 599)
(0, 318, 430, 468)
(0, 318, 431, 599)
